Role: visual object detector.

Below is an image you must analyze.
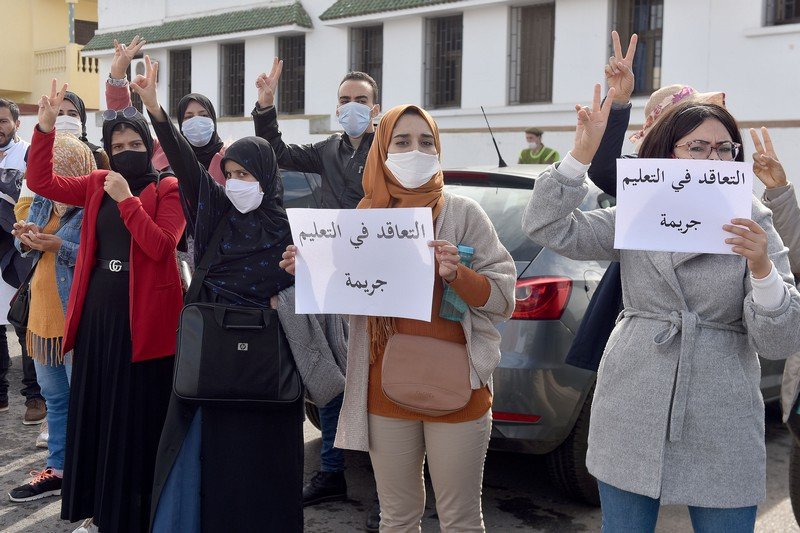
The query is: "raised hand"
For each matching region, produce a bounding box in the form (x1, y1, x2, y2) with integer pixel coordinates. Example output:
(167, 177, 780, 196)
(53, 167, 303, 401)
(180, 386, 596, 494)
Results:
(38, 79, 69, 133)
(750, 127, 787, 189)
(256, 57, 283, 108)
(130, 55, 162, 118)
(571, 85, 616, 165)
(110, 35, 146, 80)
(605, 31, 637, 104)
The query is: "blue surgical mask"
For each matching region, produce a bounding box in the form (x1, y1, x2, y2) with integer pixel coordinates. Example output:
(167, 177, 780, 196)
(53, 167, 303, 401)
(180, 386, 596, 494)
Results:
(181, 116, 215, 147)
(337, 102, 373, 138)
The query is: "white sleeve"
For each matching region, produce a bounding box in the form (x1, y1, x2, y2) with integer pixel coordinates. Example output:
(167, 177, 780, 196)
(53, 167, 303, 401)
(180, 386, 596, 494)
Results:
(750, 263, 785, 310)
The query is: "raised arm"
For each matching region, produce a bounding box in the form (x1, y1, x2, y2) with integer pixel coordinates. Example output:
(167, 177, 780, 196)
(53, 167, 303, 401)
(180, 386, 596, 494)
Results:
(587, 31, 637, 196)
(522, 85, 620, 262)
(751, 127, 800, 273)
(252, 58, 325, 174)
(27, 80, 91, 206)
(105, 36, 146, 110)
(132, 55, 225, 222)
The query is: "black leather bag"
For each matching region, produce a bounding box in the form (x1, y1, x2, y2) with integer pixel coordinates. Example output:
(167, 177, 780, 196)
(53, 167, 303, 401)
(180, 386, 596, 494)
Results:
(173, 214, 301, 405)
(7, 265, 34, 329)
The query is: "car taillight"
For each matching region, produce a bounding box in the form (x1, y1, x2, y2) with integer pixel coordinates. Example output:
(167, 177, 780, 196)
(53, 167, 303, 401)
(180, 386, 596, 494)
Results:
(512, 277, 572, 320)
(492, 411, 542, 423)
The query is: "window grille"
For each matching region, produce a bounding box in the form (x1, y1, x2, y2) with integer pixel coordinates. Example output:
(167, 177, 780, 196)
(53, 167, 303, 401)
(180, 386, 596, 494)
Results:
(169, 49, 191, 118)
(278, 35, 306, 115)
(613, 0, 663, 96)
(424, 15, 463, 109)
(509, 4, 555, 104)
(220, 43, 245, 117)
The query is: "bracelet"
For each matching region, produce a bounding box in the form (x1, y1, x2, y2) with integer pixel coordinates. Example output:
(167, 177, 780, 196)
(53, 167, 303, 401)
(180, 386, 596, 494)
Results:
(107, 76, 128, 87)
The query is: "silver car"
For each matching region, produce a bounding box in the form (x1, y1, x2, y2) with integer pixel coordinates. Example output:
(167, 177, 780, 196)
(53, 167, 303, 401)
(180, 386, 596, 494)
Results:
(285, 165, 785, 506)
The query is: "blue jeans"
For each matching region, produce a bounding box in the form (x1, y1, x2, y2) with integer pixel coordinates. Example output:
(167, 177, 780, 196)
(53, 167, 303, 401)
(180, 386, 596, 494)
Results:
(319, 393, 345, 472)
(33, 358, 72, 471)
(598, 480, 757, 533)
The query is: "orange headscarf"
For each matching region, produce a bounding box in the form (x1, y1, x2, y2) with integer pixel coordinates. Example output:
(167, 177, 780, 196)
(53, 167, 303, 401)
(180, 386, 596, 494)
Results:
(359, 104, 445, 362)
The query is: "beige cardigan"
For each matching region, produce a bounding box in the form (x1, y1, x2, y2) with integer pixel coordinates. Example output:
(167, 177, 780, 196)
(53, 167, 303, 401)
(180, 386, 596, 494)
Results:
(335, 192, 517, 451)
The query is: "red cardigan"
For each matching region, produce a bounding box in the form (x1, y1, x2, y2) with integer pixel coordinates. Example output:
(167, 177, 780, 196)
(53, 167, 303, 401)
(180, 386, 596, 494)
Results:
(26, 127, 186, 362)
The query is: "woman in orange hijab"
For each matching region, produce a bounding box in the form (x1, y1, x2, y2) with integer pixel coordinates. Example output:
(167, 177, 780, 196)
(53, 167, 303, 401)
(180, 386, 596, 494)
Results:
(282, 105, 516, 531)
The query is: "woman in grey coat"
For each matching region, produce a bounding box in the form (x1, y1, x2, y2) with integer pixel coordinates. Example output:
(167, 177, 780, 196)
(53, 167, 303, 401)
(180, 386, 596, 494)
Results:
(523, 86, 800, 532)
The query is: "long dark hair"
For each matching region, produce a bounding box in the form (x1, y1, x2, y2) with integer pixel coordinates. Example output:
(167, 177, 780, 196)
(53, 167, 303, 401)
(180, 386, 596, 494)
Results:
(638, 102, 744, 162)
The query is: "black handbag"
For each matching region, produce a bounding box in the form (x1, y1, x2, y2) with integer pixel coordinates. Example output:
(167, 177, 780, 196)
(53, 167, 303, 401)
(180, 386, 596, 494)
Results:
(7, 260, 37, 330)
(173, 214, 301, 405)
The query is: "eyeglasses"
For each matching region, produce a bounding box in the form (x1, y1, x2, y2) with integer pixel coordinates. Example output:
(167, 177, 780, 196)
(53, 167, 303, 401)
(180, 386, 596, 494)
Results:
(673, 140, 741, 161)
(101, 106, 139, 122)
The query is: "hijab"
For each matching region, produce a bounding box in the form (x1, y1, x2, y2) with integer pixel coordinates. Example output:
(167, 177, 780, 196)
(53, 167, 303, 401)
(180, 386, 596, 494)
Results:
(358, 104, 445, 362)
(52, 133, 96, 215)
(177, 93, 224, 170)
(101, 110, 159, 195)
(192, 136, 293, 307)
(63, 91, 110, 170)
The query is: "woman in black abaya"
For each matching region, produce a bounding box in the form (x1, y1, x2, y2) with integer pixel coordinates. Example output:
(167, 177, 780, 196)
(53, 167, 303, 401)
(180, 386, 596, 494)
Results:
(130, 56, 303, 533)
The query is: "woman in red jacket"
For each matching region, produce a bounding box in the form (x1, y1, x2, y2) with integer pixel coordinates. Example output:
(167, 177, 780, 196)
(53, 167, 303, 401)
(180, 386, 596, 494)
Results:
(27, 80, 185, 533)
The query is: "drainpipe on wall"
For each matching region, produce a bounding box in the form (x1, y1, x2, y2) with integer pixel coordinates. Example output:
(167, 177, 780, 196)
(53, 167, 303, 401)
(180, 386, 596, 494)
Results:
(66, 0, 77, 43)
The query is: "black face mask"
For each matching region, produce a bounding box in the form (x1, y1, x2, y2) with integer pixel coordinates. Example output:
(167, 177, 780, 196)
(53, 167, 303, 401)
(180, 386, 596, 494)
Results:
(112, 150, 150, 178)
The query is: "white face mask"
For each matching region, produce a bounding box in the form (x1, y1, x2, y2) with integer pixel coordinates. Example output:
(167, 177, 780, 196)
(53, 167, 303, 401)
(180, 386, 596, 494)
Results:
(225, 178, 264, 213)
(181, 116, 215, 147)
(385, 150, 441, 189)
(337, 102, 373, 138)
(56, 115, 82, 137)
(528, 142, 540, 151)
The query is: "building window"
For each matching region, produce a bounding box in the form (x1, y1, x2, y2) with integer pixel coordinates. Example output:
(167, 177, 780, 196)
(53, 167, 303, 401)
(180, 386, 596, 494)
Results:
(220, 43, 245, 117)
(349, 25, 383, 104)
(278, 35, 305, 114)
(766, 0, 800, 25)
(75, 20, 97, 46)
(614, 0, 663, 96)
(509, 4, 555, 104)
(424, 15, 462, 109)
(169, 49, 192, 118)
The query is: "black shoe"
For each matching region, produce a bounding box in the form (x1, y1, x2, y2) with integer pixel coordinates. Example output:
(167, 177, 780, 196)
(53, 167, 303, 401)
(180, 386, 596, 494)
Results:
(364, 500, 380, 532)
(8, 468, 62, 502)
(302, 470, 347, 507)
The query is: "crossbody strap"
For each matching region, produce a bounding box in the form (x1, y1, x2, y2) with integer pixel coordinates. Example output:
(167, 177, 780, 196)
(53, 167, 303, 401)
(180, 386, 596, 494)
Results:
(185, 208, 232, 303)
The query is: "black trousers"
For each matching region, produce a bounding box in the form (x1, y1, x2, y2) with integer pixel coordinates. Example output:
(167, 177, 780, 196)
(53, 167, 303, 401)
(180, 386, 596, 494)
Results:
(0, 325, 41, 402)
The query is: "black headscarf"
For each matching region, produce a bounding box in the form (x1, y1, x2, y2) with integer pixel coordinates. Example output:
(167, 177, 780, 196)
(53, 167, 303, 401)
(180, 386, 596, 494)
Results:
(64, 90, 109, 169)
(192, 136, 293, 307)
(101, 110, 159, 195)
(176, 93, 224, 171)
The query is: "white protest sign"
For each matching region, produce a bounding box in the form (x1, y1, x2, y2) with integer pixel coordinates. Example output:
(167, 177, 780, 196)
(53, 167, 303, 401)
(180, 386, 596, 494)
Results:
(286, 208, 435, 321)
(615, 159, 753, 254)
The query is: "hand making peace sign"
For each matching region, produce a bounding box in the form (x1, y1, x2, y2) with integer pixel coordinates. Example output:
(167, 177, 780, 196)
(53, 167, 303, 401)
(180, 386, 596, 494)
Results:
(256, 57, 284, 108)
(38, 79, 69, 133)
(110, 35, 147, 80)
(130, 55, 166, 121)
(605, 30, 638, 105)
(750, 127, 787, 190)
(571, 85, 616, 165)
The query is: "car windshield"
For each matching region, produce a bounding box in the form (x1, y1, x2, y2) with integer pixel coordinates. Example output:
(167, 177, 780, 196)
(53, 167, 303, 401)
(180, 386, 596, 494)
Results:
(444, 183, 542, 261)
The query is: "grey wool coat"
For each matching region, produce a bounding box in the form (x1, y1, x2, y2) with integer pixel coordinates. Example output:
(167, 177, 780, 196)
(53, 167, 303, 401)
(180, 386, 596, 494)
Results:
(335, 192, 517, 452)
(523, 165, 800, 508)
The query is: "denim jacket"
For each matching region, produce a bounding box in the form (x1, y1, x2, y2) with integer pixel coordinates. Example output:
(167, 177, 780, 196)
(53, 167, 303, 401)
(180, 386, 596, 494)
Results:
(14, 195, 83, 315)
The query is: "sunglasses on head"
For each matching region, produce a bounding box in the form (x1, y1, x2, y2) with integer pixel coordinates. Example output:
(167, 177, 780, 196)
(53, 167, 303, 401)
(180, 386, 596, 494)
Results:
(101, 106, 139, 122)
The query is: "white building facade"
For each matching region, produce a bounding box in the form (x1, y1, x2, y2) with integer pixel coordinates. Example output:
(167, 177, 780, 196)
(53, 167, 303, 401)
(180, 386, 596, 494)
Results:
(21, 0, 800, 183)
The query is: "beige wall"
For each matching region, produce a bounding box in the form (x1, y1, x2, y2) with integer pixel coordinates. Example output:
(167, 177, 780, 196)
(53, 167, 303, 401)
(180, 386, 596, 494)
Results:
(0, 0, 99, 108)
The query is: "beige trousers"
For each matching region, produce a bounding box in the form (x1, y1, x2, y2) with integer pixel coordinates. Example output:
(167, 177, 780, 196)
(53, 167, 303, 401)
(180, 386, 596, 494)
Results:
(368, 411, 492, 533)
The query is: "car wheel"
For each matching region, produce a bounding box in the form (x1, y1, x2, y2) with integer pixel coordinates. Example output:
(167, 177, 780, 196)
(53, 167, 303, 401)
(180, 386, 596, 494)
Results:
(790, 438, 800, 525)
(545, 387, 600, 506)
(305, 400, 322, 431)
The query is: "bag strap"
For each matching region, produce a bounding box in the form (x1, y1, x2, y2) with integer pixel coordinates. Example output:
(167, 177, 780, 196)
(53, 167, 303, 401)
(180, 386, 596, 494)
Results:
(185, 208, 231, 303)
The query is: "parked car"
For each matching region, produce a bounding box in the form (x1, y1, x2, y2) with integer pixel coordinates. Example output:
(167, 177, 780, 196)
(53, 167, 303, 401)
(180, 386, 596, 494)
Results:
(286, 164, 785, 506)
